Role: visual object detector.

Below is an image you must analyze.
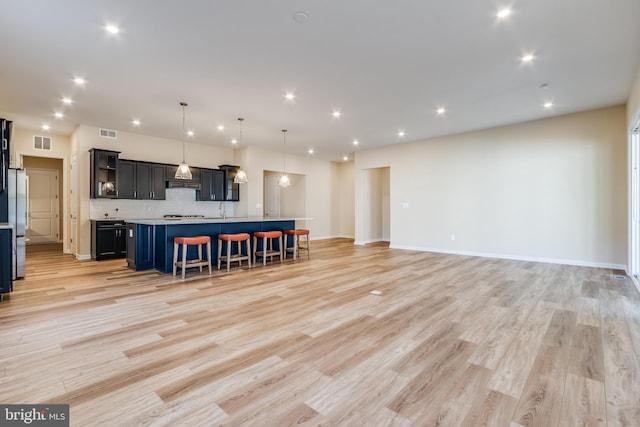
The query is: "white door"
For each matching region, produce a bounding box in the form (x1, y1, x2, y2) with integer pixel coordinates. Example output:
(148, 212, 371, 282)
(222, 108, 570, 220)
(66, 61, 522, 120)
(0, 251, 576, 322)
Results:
(264, 174, 280, 217)
(26, 168, 59, 243)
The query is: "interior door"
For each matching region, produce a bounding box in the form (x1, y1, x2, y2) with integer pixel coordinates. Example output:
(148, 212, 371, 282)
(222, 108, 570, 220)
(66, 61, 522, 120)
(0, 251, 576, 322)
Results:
(26, 168, 59, 243)
(71, 152, 77, 255)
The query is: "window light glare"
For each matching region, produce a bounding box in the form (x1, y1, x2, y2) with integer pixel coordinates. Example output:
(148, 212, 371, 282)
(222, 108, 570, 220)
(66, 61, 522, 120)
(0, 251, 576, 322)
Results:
(105, 24, 120, 34)
(521, 54, 534, 63)
(497, 8, 512, 18)
(61, 97, 73, 105)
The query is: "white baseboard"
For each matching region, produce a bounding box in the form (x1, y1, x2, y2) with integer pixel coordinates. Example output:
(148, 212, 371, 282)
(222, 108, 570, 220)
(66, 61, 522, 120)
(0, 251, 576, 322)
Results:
(311, 235, 354, 241)
(76, 254, 92, 261)
(388, 244, 627, 270)
(355, 238, 389, 245)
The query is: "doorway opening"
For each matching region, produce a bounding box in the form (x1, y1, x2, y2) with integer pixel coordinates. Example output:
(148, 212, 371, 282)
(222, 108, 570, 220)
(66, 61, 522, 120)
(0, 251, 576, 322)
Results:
(263, 170, 306, 218)
(23, 156, 63, 249)
(361, 167, 390, 244)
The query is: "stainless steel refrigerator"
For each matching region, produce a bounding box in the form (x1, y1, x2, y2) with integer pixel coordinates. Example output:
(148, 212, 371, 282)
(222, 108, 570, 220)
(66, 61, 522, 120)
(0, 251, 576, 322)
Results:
(7, 169, 26, 279)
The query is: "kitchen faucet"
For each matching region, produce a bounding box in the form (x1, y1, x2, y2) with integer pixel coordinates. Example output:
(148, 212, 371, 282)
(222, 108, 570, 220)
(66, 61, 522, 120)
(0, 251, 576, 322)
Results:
(219, 202, 226, 219)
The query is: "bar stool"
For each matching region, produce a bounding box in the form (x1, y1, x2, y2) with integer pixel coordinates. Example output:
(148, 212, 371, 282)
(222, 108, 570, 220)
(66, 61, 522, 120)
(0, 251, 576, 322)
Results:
(173, 236, 212, 279)
(217, 233, 252, 272)
(284, 229, 310, 260)
(253, 231, 283, 265)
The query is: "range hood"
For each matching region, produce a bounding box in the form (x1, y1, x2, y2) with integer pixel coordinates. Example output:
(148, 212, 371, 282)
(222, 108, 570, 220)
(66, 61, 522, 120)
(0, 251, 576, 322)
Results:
(165, 179, 201, 190)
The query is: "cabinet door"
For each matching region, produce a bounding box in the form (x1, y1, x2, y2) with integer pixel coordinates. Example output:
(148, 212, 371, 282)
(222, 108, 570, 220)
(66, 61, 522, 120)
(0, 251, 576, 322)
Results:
(136, 162, 152, 200)
(90, 149, 119, 198)
(151, 164, 166, 200)
(212, 169, 225, 201)
(0, 229, 12, 294)
(96, 228, 117, 258)
(200, 169, 213, 201)
(117, 159, 136, 199)
(115, 227, 127, 257)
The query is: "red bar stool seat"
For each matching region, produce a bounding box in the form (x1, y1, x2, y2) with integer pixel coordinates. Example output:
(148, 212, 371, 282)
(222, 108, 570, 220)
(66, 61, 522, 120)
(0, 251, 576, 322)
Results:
(217, 233, 252, 272)
(253, 231, 283, 265)
(173, 235, 212, 279)
(284, 229, 310, 260)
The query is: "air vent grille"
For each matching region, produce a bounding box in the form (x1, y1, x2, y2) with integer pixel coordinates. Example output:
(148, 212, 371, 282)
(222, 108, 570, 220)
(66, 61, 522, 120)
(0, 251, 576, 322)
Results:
(33, 135, 52, 150)
(99, 128, 117, 139)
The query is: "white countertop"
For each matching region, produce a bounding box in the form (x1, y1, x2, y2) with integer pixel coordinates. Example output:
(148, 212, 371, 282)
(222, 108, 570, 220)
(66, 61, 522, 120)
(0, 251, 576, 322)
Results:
(124, 217, 311, 225)
(0, 222, 14, 230)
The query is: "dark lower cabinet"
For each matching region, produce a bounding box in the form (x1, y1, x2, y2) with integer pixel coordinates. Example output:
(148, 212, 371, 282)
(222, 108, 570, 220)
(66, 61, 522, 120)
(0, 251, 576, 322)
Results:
(0, 228, 12, 299)
(91, 220, 127, 260)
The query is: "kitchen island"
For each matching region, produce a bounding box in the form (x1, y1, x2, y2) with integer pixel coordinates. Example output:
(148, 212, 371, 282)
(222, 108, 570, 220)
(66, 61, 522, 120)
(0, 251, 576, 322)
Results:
(125, 217, 299, 273)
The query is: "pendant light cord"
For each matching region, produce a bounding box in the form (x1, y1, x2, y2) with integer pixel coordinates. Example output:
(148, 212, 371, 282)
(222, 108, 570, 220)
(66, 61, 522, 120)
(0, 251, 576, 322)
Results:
(181, 102, 188, 163)
(282, 129, 287, 173)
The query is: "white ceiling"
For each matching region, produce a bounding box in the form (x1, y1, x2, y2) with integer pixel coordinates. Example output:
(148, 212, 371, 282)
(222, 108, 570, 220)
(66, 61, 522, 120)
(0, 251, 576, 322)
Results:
(1, 0, 639, 161)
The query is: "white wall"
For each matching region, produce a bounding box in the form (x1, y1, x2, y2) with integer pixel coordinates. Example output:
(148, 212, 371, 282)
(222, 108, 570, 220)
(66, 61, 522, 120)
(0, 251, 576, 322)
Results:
(355, 105, 628, 268)
(335, 161, 355, 238)
(628, 65, 640, 127)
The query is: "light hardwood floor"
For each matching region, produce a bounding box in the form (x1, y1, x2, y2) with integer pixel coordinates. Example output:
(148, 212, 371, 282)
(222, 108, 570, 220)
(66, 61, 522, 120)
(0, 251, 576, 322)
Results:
(1, 239, 639, 426)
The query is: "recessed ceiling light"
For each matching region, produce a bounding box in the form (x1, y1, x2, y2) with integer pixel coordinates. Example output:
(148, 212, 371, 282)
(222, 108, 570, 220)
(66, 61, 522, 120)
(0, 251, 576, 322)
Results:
(497, 8, 512, 18)
(132, 119, 141, 126)
(285, 92, 295, 101)
(73, 77, 86, 86)
(41, 124, 50, 131)
(105, 24, 120, 34)
(293, 11, 310, 24)
(217, 125, 224, 131)
(308, 148, 314, 154)
(231, 138, 238, 144)
(53, 112, 64, 119)
(436, 107, 446, 115)
(187, 130, 194, 137)
(343, 155, 348, 161)
(332, 110, 342, 118)
(521, 54, 534, 63)
(352, 139, 359, 146)
(61, 97, 73, 105)
(398, 130, 405, 137)
(543, 101, 554, 109)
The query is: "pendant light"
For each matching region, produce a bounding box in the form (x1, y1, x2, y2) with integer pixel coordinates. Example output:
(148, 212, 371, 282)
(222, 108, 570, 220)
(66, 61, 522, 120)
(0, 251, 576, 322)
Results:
(174, 101, 193, 180)
(279, 129, 290, 187)
(233, 117, 248, 184)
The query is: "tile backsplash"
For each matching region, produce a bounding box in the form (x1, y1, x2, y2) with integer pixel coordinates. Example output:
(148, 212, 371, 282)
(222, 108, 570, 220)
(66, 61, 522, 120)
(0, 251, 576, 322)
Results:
(90, 188, 235, 219)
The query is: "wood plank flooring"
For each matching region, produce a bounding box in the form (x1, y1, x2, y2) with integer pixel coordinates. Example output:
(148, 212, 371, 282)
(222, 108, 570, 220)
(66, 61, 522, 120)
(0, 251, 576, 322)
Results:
(1, 239, 639, 426)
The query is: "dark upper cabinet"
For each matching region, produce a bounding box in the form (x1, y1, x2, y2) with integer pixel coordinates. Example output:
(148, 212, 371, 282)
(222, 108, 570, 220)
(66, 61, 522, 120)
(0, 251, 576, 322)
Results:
(90, 149, 120, 198)
(219, 165, 240, 201)
(199, 169, 225, 201)
(116, 159, 136, 199)
(1, 118, 12, 221)
(117, 161, 166, 200)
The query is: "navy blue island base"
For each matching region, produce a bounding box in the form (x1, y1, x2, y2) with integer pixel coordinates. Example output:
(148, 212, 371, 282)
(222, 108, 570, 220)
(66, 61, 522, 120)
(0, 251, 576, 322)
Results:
(126, 218, 296, 274)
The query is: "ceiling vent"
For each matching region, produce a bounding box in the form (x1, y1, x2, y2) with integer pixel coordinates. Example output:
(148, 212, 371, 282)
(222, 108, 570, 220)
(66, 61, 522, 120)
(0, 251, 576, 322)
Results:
(99, 128, 117, 139)
(33, 135, 52, 150)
